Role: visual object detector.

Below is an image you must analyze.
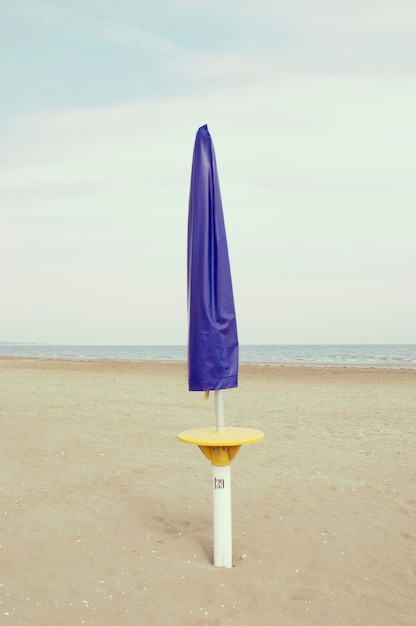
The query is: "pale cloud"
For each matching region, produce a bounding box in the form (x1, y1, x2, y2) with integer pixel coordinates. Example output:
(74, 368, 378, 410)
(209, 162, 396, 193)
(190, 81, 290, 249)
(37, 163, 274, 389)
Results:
(285, 0, 416, 36)
(1, 72, 415, 343)
(173, 0, 416, 72)
(285, 0, 416, 71)
(4, 73, 413, 202)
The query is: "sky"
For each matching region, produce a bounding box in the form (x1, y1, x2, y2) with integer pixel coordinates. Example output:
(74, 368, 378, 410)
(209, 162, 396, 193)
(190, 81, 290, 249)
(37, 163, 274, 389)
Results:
(1, 0, 415, 345)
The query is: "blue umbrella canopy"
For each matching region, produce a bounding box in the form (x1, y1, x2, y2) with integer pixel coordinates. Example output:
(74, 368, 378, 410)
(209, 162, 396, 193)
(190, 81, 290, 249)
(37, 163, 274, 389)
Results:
(187, 124, 238, 392)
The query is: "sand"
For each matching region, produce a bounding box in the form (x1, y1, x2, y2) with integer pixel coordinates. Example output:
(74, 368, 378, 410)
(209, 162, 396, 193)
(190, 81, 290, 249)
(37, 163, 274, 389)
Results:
(1, 358, 415, 625)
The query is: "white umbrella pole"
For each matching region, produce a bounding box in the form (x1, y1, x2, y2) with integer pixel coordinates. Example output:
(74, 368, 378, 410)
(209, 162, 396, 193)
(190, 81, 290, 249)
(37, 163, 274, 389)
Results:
(215, 390, 225, 432)
(212, 464, 232, 567)
(213, 389, 232, 567)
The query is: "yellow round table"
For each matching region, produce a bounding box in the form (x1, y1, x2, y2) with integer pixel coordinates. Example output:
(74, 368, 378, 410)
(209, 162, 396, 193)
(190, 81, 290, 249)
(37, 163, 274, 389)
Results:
(178, 426, 264, 466)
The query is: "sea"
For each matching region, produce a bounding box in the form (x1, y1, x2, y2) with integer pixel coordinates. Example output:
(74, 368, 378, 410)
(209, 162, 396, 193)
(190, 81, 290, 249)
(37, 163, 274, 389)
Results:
(0, 344, 415, 367)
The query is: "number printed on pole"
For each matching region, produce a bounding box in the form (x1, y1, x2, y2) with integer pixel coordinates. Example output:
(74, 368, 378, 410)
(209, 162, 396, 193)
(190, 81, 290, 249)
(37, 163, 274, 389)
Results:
(214, 478, 225, 489)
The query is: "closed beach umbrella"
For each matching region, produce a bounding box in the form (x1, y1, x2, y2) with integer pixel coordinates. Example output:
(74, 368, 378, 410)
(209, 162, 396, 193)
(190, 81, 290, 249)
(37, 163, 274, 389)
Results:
(187, 124, 238, 400)
(179, 124, 263, 568)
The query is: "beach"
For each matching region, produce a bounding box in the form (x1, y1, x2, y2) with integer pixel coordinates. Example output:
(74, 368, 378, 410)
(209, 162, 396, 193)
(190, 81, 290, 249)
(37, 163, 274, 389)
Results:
(1, 358, 415, 625)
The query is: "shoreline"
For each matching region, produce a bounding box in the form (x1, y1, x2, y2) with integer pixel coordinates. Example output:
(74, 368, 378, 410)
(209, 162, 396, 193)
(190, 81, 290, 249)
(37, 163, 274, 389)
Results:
(0, 354, 415, 371)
